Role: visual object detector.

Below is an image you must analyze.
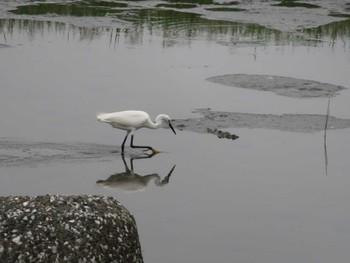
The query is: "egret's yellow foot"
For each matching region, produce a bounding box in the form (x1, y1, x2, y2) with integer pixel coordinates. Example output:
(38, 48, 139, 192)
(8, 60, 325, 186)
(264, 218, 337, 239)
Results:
(151, 148, 160, 154)
(144, 148, 160, 154)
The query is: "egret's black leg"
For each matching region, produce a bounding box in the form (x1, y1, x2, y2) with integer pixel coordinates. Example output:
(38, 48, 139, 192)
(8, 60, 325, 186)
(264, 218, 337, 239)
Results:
(130, 135, 154, 152)
(121, 132, 129, 153)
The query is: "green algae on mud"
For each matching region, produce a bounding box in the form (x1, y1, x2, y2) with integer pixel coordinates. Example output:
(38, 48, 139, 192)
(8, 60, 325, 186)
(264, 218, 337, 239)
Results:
(4, 0, 350, 34)
(272, 0, 321, 9)
(155, 3, 198, 9)
(0, 15, 284, 47)
(164, 0, 214, 4)
(10, 1, 128, 17)
(303, 18, 350, 42)
(6, 0, 350, 46)
(205, 7, 246, 12)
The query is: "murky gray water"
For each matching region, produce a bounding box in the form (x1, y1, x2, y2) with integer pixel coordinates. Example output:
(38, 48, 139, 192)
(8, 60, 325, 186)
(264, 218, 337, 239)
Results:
(1, 1, 350, 262)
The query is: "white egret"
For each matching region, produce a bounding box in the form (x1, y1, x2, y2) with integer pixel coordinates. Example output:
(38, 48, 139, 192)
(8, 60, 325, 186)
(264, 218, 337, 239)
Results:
(97, 110, 176, 153)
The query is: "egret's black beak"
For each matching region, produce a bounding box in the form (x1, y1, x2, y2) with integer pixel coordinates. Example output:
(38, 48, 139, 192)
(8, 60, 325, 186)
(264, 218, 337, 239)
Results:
(169, 121, 176, 135)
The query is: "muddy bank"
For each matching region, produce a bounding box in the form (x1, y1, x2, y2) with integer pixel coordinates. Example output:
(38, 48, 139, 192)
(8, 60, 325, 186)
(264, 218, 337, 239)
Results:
(174, 108, 350, 134)
(0, 140, 118, 167)
(0, 195, 143, 263)
(207, 74, 347, 98)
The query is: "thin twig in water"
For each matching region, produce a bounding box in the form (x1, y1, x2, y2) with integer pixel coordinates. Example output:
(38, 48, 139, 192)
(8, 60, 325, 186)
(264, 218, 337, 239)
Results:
(324, 96, 331, 175)
(324, 96, 331, 135)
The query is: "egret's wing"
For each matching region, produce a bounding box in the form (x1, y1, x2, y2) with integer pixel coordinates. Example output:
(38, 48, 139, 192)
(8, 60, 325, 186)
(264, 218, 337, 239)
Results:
(98, 111, 149, 130)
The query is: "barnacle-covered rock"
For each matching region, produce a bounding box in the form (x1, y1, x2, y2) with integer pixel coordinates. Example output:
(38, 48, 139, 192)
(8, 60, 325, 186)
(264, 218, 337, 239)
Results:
(0, 195, 143, 263)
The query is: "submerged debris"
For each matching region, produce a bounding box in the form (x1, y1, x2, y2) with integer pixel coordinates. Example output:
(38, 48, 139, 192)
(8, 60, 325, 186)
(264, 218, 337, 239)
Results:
(0, 195, 143, 263)
(207, 128, 239, 140)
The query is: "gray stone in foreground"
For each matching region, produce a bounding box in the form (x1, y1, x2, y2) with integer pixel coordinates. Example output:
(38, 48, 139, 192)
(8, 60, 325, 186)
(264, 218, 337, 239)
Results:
(0, 195, 143, 263)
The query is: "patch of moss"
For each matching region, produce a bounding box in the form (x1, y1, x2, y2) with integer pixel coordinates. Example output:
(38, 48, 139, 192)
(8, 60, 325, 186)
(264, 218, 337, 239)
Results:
(165, 0, 214, 5)
(10, 2, 126, 17)
(272, 0, 320, 8)
(156, 3, 198, 9)
(89, 0, 128, 8)
(329, 12, 350, 19)
(214, 1, 240, 6)
(205, 7, 246, 12)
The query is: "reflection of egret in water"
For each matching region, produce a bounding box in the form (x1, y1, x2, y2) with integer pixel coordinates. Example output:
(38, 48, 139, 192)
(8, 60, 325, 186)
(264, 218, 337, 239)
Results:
(97, 153, 176, 192)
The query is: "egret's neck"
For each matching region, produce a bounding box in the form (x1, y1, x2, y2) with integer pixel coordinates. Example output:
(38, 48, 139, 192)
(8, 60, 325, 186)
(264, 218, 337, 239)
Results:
(146, 114, 168, 129)
(146, 121, 159, 129)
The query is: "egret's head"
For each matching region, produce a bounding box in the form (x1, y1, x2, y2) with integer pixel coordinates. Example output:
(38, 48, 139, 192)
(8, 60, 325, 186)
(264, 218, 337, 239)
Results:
(157, 114, 176, 135)
(97, 112, 107, 121)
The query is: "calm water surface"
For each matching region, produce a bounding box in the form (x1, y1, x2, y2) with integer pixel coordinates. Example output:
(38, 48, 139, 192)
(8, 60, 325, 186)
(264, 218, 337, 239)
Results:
(1, 1, 350, 262)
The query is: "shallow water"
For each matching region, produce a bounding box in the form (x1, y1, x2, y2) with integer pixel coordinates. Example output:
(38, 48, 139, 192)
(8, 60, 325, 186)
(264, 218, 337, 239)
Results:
(1, 1, 350, 262)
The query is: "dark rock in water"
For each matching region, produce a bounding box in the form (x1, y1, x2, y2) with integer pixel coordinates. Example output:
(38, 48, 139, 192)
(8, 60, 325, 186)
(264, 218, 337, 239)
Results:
(207, 74, 346, 98)
(207, 128, 239, 140)
(0, 195, 143, 263)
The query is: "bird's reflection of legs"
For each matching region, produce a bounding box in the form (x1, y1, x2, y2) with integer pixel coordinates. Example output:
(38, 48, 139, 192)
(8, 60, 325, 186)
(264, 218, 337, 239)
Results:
(121, 152, 131, 174)
(121, 152, 154, 172)
(121, 153, 176, 186)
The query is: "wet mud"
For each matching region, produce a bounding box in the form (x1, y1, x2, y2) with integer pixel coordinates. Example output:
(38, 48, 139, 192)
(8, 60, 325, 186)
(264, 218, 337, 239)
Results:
(174, 108, 350, 135)
(0, 140, 116, 167)
(207, 74, 347, 98)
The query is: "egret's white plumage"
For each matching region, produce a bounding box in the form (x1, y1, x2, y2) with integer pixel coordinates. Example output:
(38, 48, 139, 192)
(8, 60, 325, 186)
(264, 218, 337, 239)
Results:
(97, 110, 176, 153)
